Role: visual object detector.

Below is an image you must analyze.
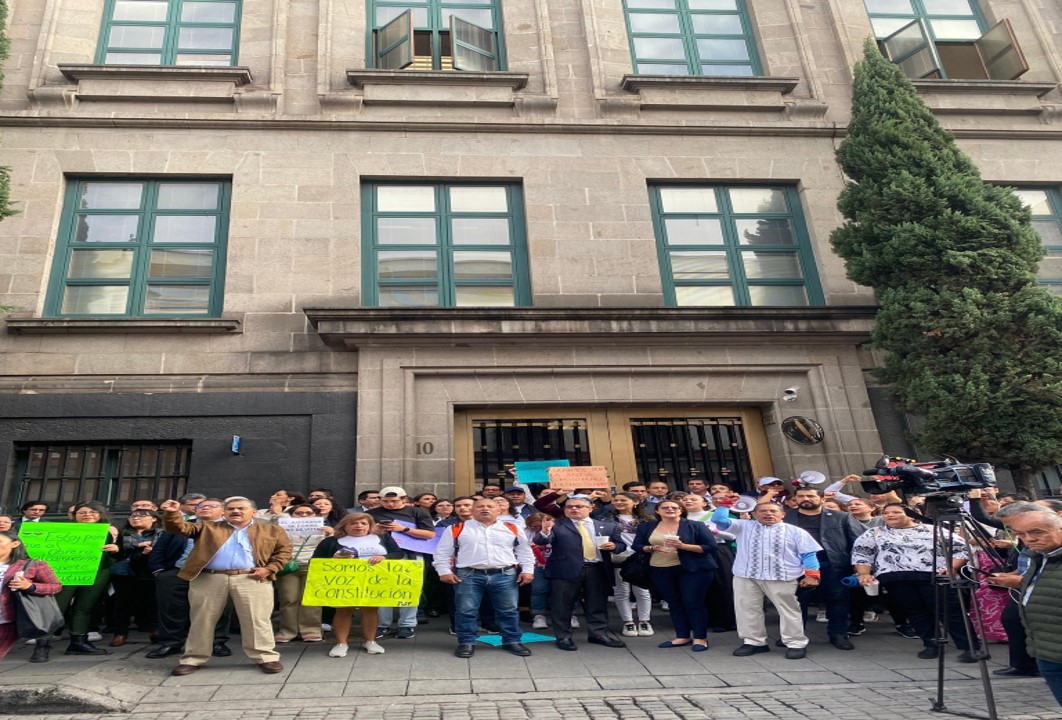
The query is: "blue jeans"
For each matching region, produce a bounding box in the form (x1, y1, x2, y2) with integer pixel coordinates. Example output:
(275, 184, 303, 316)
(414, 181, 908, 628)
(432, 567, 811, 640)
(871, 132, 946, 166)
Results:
(1038, 659, 1062, 706)
(453, 567, 522, 645)
(530, 567, 550, 614)
(378, 605, 418, 629)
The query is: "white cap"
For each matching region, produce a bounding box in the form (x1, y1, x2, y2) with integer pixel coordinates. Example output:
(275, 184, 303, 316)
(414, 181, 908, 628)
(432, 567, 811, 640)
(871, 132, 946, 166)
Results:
(379, 486, 406, 498)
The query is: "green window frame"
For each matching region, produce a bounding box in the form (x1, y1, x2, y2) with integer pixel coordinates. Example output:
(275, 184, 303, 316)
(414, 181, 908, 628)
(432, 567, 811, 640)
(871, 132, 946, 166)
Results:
(96, 0, 242, 66)
(650, 184, 823, 307)
(624, 0, 761, 77)
(1014, 187, 1062, 296)
(362, 181, 530, 307)
(368, 0, 505, 71)
(865, 0, 985, 44)
(46, 178, 231, 318)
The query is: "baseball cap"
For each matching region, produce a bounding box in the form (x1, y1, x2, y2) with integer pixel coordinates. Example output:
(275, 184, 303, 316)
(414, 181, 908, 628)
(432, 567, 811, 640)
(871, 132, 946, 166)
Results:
(379, 486, 406, 498)
(503, 487, 525, 494)
(757, 476, 784, 487)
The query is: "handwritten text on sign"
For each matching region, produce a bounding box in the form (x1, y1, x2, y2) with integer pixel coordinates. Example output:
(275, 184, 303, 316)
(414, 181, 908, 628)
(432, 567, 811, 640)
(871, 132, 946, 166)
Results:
(276, 516, 325, 538)
(18, 522, 111, 586)
(547, 466, 611, 491)
(302, 558, 424, 607)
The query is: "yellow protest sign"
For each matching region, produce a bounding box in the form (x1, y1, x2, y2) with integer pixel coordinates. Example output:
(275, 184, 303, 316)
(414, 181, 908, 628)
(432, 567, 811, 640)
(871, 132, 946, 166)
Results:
(301, 558, 424, 607)
(17, 522, 111, 586)
(547, 465, 611, 491)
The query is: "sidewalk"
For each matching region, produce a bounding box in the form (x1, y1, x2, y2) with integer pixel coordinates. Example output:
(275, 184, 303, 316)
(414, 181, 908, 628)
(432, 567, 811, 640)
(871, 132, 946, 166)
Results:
(0, 611, 1057, 719)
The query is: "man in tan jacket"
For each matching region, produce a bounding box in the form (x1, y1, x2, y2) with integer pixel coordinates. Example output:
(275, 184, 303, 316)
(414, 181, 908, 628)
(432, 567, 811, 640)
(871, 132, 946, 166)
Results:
(160, 496, 292, 676)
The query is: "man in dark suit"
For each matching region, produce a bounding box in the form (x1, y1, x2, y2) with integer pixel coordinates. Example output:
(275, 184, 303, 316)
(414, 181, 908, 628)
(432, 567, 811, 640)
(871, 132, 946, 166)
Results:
(11, 500, 49, 533)
(534, 495, 627, 651)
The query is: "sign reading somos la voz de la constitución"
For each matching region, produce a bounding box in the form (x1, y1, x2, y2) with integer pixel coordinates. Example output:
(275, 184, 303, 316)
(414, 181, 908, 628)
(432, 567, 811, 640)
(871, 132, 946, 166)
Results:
(301, 558, 424, 607)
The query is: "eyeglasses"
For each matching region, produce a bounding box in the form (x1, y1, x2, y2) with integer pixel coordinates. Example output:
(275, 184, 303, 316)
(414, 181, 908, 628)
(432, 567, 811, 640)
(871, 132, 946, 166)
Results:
(196, 503, 222, 509)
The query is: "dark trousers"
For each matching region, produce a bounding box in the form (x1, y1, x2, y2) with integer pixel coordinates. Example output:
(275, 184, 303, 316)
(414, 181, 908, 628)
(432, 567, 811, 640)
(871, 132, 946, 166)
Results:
(111, 575, 157, 634)
(796, 559, 851, 638)
(705, 544, 736, 630)
(550, 563, 612, 640)
(880, 574, 978, 651)
(1002, 598, 1036, 671)
(154, 568, 232, 647)
(651, 565, 713, 641)
(55, 567, 110, 635)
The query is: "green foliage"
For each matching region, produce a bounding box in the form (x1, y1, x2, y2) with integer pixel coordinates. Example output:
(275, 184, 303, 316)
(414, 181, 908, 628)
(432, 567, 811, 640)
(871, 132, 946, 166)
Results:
(0, 0, 15, 222)
(831, 41, 1062, 485)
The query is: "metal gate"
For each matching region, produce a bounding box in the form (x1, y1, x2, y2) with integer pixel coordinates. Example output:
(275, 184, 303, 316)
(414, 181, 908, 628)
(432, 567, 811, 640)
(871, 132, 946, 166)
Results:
(629, 417, 754, 493)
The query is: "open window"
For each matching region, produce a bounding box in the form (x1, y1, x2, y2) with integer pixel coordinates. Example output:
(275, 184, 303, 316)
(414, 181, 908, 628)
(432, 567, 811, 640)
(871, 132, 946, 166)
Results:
(371, 2, 501, 72)
(881, 18, 1028, 81)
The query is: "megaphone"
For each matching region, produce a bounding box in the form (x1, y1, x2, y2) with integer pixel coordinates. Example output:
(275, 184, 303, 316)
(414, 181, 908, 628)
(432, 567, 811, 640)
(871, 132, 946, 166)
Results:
(731, 495, 759, 513)
(793, 470, 827, 487)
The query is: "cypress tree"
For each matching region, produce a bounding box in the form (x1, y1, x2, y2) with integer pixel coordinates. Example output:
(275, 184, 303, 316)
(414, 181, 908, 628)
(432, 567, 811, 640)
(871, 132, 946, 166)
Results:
(831, 40, 1062, 497)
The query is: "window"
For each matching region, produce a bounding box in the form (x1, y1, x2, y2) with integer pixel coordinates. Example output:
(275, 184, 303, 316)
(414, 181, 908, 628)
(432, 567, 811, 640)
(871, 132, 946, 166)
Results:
(362, 182, 530, 307)
(369, 0, 504, 71)
(46, 179, 230, 317)
(1014, 187, 1062, 295)
(624, 0, 760, 76)
(15, 442, 192, 512)
(865, 0, 1027, 80)
(96, 0, 241, 66)
(650, 185, 822, 307)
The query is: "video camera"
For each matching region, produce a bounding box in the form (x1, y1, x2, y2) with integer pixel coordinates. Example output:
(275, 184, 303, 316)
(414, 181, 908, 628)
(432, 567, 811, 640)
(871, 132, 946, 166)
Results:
(860, 455, 996, 496)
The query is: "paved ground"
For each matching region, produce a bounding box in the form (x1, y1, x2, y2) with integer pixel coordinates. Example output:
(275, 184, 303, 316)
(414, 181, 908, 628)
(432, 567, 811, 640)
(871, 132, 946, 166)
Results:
(0, 610, 1058, 719)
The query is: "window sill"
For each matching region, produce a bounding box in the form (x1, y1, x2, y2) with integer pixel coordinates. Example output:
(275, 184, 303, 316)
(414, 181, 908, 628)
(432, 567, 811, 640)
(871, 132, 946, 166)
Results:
(345, 69, 530, 107)
(4, 316, 243, 335)
(619, 75, 800, 112)
(912, 79, 1058, 115)
(56, 64, 253, 103)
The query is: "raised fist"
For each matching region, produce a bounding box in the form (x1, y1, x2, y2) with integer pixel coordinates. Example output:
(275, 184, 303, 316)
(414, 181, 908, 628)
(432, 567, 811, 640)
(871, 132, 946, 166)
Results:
(159, 499, 181, 513)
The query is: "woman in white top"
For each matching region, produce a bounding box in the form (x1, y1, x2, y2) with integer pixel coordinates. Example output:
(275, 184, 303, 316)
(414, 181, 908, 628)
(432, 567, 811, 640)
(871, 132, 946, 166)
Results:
(606, 493, 655, 637)
(273, 504, 333, 643)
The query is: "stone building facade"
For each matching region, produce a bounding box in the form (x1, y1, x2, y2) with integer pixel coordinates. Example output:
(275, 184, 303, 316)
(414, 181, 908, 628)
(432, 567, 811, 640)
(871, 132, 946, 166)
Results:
(1, 0, 1061, 510)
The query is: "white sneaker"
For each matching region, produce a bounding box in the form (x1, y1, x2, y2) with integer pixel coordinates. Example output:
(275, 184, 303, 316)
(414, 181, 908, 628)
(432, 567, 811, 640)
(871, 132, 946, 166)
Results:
(570, 617, 580, 629)
(321, 623, 333, 632)
(328, 643, 349, 658)
(622, 622, 638, 637)
(863, 611, 879, 623)
(25, 639, 36, 646)
(532, 615, 548, 629)
(362, 641, 385, 655)
(87, 632, 102, 642)
(660, 601, 669, 611)
(638, 621, 654, 637)
(815, 610, 828, 623)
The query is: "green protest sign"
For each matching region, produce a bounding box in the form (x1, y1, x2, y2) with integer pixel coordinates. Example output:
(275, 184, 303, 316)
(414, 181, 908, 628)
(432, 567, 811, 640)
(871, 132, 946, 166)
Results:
(18, 522, 111, 585)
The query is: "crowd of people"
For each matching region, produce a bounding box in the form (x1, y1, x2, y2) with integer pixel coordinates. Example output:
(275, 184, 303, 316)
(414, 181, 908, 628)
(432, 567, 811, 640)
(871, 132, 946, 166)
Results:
(1, 474, 1060, 706)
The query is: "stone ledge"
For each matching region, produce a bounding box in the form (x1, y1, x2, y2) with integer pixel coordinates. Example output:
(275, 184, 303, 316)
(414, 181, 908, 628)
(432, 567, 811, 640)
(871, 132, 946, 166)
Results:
(4, 316, 243, 334)
(619, 75, 800, 112)
(346, 69, 529, 89)
(620, 75, 799, 94)
(911, 79, 1056, 97)
(58, 64, 254, 86)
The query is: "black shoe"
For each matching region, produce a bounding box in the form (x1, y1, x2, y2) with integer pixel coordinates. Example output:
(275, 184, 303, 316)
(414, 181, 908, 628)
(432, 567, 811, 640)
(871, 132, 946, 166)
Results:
(212, 642, 232, 657)
(830, 636, 854, 651)
(709, 626, 735, 634)
(918, 646, 940, 659)
(64, 634, 110, 656)
(993, 667, 1038, 677)
(785, 647, 807, 660)
(774, 639, 786, 648)
(896, 624, 920, 639)
(847, 624, 867, 636)
(146, 644, 183, 659)
(29, 640, 51, 663)
(587, 635, 625, 648)
(503, 643, 532, 657)
(733, 643, 770, 657)
(555, 638, 577, 651)
(957, 650, 986, 664)
(454, 644, 475, 658)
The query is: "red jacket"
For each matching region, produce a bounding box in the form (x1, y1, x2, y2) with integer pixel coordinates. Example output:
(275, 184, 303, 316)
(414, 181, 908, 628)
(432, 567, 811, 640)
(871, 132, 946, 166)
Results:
(2, 559, 62, 624)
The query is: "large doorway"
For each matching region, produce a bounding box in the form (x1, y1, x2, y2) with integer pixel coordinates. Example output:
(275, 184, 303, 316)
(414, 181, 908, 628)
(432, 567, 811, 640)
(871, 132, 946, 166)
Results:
(454, 407, 771, 496)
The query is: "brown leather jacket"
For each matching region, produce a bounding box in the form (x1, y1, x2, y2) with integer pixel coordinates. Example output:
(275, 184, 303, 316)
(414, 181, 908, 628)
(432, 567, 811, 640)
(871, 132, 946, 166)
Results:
(161, 510, 293, 581)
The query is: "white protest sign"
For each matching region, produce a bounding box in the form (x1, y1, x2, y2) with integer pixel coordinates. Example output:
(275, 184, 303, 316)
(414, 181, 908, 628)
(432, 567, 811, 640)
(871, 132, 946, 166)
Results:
(277, 516, 325, 538)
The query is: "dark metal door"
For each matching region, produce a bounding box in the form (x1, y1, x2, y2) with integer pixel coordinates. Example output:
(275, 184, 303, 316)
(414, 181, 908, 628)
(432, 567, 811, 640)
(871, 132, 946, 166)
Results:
(629, 417, 754, 493)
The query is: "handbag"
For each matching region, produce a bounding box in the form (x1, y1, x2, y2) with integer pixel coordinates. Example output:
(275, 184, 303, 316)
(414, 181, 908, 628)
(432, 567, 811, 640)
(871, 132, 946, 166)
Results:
(276, 535, 313, 577)
(619, 551, 653, 589)
(12, 561, 65, 639)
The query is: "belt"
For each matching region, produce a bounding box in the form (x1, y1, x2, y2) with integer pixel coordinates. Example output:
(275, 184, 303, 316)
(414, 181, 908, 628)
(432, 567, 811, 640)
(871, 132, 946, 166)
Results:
(463, 567, 511, 574)
(583, 562, 602, 567)
(202, 569, 254, 575)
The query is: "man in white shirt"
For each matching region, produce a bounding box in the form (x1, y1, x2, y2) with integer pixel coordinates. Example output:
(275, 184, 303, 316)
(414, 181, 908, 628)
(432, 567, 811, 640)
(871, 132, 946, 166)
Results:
(434, 498, 536, 658)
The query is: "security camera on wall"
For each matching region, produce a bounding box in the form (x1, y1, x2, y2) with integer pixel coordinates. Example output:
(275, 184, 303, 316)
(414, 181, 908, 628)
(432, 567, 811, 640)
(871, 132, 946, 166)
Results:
(782, 387, 799, 402)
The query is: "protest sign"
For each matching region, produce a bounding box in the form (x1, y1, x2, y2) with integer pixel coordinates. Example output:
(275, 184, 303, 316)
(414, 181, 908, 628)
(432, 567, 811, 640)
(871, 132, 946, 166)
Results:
(302, 558, 424, 607)
(17, 522, 112, 586)
(514, 459, 571, 485)
(547, 465, 611, 491)
(391, 521, 443, 554)
(277, 516, 325, 538)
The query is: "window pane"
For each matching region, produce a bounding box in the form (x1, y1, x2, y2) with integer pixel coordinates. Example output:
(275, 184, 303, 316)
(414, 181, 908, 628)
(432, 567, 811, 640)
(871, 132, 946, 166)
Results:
(441, 8, 493, 29)
(378, 285, 438, 306)
(105, 52, 163, 64)
(61, 286, 129, 314)
(629, 13, 682, 34)
(634, 37, 685, 59)
(870, 17, 914, 38)
(378, 186, 435, 212)
(687, 0, 737, 8)
(74, 215, 139, 243)
(728, 187, 787, 213)
(897, 48, 938, 78)
(1015, 190, 1051, 215)
(864, 0, 913, 11)
(158, 183, 220, 210)
(675, 285, 734, 306)
(1037, 251, 1062, 279)
(702, 64, 754, 76)
(144, 285, 210, 314)
(671, 251, 729, 280)
(453, 251, 512, 280)
(378, 217, 437, 245)
(376, 6, 428, 27)
(175, 53, 231, 65)
(153, 216, 218, 243)
(79, 183, 143, 210)
(68, 249, 135, 279)
(109, 25, 166, 48)
(1032, 220, 1062, 246)
(114, 1, 169, 21)
(735, 218, 795, 245)
(922, 0, 975, 14)
(659, 187, 718, 213)
(690, 14, 743, 35)
(181, 2, 237, 23)
(627, 0, 677, 8)
(455, 286, 514, 306)
(148, 249, 214, 278)
(742, 252, 803, 279)
(449, 186, 508, 213)
(696, 39, 748, 61)
(748, 285, 808, 306)
(453, 19, 495, 53)
(378, 250, 437, 279)
(664, 218, 724, 245)
(452, 218, 510, 245)
(643, 63, 692, 74)
(178, 27, 234, 49)
(928, 19, 981, 40)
